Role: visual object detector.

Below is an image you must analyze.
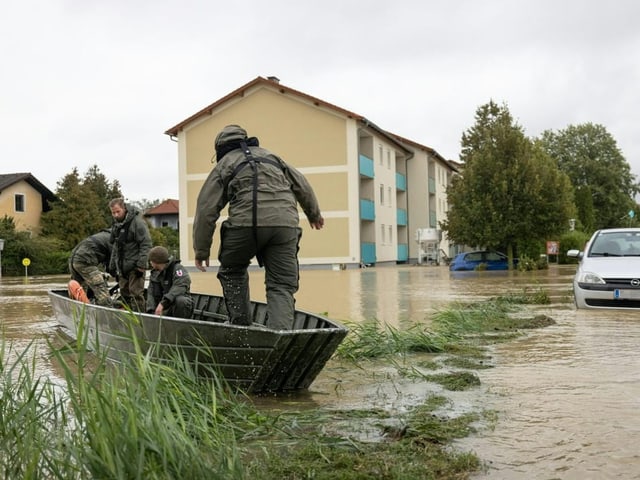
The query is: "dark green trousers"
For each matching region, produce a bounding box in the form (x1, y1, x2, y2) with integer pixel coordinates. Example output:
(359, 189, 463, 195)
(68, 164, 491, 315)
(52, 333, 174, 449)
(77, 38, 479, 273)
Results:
(217, 224, 301, 329)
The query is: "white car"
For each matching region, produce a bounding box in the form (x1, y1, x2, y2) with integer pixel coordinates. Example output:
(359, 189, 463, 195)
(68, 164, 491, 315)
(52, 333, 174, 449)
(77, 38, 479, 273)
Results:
(568, 227, 640, 309)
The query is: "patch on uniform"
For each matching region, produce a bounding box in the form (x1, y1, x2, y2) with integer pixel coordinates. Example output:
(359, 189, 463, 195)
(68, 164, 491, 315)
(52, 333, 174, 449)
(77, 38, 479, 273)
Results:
(176, 269, 184, 277)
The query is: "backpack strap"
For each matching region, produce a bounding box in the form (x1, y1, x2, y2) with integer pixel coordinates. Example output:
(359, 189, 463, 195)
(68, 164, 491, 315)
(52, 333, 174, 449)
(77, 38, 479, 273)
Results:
(223, 142, 285, 265)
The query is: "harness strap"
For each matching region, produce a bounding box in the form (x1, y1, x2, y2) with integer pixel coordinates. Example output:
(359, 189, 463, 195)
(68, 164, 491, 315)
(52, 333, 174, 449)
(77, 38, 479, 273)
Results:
(224, 141, 285, 262)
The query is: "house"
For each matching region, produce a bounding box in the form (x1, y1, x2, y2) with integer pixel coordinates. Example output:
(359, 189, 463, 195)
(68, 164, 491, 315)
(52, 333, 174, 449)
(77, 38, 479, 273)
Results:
(144, 198, 179, 229)
(164, 76, 456, 268)
(0, 173, 56, 234)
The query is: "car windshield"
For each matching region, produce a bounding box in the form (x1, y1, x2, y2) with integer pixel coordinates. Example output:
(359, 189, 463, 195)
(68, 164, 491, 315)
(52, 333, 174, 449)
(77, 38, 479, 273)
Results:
(589, 232, 640, 257)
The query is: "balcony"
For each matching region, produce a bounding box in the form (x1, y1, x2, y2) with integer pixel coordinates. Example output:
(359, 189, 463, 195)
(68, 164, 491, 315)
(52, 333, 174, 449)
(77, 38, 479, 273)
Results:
(361, 242, 376, 265)
(428, 177, 436, 194)
(359, 154, 374, 178)
(396, 208, 407, 226)
(360, 199, 375, 221)
(395, 172, 406, 191)
(397, 243, 408, 262)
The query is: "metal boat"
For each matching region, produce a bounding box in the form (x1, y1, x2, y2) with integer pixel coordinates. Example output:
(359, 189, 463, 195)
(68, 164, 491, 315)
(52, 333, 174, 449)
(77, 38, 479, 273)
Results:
(48, 289, 348, 393)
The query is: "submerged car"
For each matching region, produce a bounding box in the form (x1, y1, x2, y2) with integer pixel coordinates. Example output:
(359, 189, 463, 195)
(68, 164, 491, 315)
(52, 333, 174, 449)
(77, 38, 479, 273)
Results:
(449, 250, 516, 271)
(567, 227, 640, 309)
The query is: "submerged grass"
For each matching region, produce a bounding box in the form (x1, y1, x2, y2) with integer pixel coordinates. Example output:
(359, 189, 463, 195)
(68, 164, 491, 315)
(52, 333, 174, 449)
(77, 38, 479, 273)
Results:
(0, 290, 555, 479)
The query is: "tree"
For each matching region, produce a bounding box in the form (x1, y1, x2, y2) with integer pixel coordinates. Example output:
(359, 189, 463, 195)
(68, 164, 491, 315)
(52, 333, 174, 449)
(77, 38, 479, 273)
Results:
(40, 166, 123, 250)
(83, 165, 123, 227)
(538, 123, 639, 230)
(441, 101, 575, 268)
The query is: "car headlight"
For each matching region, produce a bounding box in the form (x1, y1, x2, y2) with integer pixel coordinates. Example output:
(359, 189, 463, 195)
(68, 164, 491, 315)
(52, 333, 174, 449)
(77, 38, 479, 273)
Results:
(576, 271, 606, 284)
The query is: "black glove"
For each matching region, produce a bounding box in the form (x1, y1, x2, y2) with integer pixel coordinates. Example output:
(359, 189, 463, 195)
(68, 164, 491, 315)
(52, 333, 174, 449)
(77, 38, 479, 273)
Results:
(135, 269, 144, 278)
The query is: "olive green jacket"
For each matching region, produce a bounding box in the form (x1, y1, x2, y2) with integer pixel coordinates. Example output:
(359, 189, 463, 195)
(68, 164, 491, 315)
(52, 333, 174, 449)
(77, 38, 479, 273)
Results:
(109, 205, 152, 276)
(70, 230, 112, 270)
(146, 259, 191, 312)
(192, 145, 322, 261)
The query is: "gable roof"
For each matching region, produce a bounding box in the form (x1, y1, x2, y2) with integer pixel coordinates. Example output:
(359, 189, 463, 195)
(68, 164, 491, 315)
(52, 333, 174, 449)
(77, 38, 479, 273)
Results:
(144, 198, 179, 216)
(164, 76, 412, 155)
(0, 173, 57, 202)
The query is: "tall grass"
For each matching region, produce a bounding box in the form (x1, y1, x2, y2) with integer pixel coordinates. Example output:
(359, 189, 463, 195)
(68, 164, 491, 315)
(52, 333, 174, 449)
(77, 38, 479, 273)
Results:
(336, 291, 551, 362)
(0, 312, 252, 479)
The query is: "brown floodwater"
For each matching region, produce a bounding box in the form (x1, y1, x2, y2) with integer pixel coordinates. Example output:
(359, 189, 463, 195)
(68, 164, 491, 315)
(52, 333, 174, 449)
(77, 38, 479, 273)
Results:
(1, 265, 639, 479)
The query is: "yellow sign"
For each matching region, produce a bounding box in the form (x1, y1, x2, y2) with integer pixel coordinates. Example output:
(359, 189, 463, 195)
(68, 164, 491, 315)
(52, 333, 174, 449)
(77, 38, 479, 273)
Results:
(22, 258, 31, 267)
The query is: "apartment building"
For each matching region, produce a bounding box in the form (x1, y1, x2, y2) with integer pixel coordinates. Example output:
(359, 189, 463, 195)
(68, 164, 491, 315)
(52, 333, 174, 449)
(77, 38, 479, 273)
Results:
(165, 76, 456, 268)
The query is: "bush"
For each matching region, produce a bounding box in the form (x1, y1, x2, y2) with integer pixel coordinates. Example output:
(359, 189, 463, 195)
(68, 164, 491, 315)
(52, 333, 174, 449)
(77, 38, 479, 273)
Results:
(558, 231, 592, 264)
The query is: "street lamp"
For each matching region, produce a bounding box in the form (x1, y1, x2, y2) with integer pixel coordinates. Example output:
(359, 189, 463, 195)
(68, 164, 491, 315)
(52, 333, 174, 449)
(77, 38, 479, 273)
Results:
(0, 238, 4, 279)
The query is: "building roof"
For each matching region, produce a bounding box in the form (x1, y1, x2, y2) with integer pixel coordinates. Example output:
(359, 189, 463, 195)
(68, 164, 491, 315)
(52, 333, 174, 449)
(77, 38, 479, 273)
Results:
(0, 173, 56, 201)
(144, 198, 179, 216)
(164, 76, 415, 155)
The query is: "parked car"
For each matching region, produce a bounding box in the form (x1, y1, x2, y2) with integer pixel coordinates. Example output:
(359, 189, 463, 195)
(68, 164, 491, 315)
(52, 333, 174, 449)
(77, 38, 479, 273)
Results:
(449, 250, 516, 271)
(567, 227, 640, 309)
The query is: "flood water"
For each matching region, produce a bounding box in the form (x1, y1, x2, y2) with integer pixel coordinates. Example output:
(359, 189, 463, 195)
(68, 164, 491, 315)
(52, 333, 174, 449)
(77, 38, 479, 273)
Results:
(1, 265, 639, 479)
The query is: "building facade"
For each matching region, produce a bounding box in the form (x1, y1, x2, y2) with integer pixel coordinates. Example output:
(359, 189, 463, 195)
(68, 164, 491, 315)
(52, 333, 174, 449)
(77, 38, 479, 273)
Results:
(165, 76, 456, 268)
(0, 173, 56, 234)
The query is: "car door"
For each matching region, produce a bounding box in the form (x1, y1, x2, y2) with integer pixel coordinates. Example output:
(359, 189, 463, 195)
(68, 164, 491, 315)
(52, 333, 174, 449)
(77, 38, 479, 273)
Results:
(484, 251, 508, 270)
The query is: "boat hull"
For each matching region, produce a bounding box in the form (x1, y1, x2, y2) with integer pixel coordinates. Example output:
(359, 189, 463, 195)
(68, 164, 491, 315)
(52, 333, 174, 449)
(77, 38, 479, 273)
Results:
(48, 289, 348, 393)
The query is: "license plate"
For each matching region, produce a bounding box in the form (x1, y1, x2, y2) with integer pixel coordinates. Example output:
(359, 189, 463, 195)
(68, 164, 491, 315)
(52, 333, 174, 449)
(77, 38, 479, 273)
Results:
(614, 289, 640, 300)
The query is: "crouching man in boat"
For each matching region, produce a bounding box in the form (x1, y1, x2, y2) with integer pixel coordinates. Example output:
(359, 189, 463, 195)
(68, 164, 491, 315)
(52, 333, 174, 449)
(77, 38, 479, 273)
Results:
(69, 230, 114, 306)
(192, 124, 324, 329)
(146, 246, 194, 319)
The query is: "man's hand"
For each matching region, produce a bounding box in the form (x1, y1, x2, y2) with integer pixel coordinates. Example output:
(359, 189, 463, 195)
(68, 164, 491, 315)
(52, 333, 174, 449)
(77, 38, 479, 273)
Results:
(154, 304, 164, 316)
(195, 258, 210, 272)
(310, 215, 325, 230)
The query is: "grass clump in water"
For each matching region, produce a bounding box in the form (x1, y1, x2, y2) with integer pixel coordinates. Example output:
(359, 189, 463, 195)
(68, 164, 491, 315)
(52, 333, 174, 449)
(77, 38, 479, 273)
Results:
(243, 394, 482, 479)
(337, 293, 555, 363)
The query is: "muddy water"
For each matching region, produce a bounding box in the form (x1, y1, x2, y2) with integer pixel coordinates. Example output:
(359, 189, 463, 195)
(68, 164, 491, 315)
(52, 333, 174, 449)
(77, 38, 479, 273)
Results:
(1, 265, 639, 478)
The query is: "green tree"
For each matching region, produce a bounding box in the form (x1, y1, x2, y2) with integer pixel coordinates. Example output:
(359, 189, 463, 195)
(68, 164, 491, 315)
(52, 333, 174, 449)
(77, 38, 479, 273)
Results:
(83, 165, 123, 227)
(441, 101, 575, 268)
(40, 166, 123, 250)
(537, 123, 639, 230)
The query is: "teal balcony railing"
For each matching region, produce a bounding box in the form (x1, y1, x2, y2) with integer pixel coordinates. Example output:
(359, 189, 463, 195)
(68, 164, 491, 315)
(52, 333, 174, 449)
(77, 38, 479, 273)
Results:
(395, 172, 406, 191)
(428, 177, 436, 194)
(429, 210, 437, 228)
(396, 208, 407, 226)
(361, 242, 376, 264)
(397, 243, 408, 261)
(360, 199, 375, 221)
(359, 154, 374, 178)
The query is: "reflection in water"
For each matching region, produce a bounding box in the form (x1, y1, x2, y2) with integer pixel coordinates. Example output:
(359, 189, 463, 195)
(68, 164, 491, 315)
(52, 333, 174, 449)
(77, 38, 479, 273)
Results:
(3, 265, 640, 478)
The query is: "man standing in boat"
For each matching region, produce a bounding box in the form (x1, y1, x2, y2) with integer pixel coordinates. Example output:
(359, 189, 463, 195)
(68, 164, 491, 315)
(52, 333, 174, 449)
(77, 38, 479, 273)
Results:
(69, 229, 114, 306)
(193, 124, 324, 329)
(108, 197, 152, 312)
(146, 246, 194, 318)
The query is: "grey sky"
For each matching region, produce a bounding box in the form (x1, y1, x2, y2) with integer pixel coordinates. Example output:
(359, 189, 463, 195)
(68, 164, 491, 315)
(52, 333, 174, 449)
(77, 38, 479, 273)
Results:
(2, 0, 638, 202)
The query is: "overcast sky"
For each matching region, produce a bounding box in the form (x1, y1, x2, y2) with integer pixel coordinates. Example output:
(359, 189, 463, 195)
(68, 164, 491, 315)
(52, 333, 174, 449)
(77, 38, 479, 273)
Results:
(2, 0, 639, 202)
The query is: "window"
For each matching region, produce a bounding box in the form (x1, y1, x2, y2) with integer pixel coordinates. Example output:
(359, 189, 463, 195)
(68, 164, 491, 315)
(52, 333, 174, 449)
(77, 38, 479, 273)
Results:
(379, 184, 384, 205)
(386, 150, 391, 169)
(388, 225, 392, 243)
(388, 187, 392, 206)
(381, 224, 386, 244)
(378, 145, 383, 165)
(14, 194, 25, 212)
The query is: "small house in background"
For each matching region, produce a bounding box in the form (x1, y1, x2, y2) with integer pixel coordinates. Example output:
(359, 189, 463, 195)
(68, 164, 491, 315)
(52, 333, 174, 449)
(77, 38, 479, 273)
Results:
(144, 199, 179, 230)
(0, 172, 56, 234)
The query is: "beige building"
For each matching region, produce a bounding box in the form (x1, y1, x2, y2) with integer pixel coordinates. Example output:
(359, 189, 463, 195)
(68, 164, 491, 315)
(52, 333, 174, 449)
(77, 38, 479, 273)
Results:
(164, 76, 457, 268)
(0, 173, 56, 234)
